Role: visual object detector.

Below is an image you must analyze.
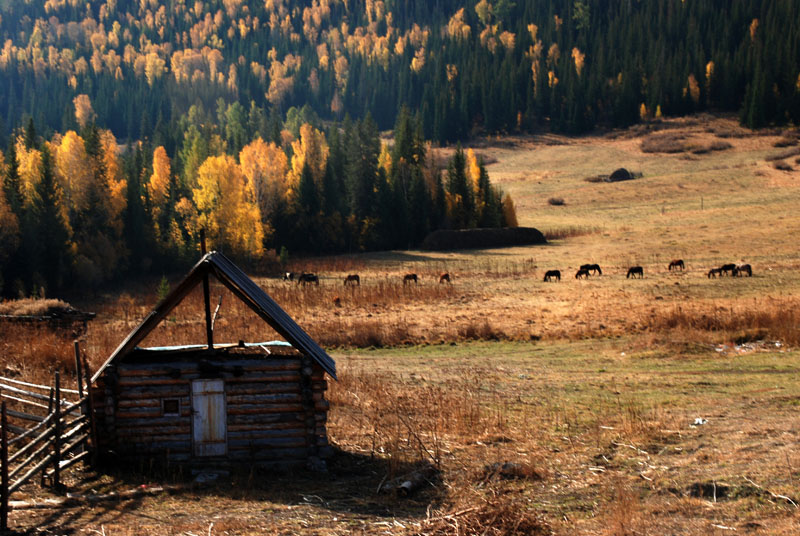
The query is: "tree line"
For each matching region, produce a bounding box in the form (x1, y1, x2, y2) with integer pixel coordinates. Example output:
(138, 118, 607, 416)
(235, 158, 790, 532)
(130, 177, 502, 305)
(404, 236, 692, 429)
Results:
(0, 1, 797, 145)
(0, 107, 515, 297)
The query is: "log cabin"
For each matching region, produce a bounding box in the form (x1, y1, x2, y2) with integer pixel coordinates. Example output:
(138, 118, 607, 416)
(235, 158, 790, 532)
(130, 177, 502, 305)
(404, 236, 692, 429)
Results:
(89, 251, 336, 470)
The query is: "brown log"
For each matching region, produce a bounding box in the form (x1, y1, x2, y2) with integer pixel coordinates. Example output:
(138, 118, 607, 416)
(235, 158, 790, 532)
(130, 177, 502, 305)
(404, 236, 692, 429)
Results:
(226, 393, 302, 404)
(116, 359, 301, 376)
(116, 371, 302, 387)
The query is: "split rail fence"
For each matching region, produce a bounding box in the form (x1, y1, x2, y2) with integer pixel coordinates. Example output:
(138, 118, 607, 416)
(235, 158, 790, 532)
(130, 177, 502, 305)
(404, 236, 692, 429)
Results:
(0, 342, 95, 531)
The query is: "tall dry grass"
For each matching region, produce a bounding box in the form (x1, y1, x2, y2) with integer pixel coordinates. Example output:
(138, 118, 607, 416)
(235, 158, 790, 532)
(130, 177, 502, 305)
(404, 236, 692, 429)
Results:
(643, 298, 800, 346)
(328, 365, 512, 474)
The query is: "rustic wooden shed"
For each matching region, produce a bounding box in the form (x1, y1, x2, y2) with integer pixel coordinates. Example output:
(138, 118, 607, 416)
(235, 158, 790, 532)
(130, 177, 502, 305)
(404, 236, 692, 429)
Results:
(89, 251, 336, 469)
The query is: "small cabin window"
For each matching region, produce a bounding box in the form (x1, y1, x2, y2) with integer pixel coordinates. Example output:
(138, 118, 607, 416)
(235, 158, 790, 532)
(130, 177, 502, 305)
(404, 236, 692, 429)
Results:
(162, 398, 180, 416)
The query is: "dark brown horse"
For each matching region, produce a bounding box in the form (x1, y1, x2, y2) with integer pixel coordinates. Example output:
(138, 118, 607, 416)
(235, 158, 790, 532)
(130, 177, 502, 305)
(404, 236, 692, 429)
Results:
(668, 259, 685, 271)
(575, 268, 590, 279)
(719, 263, 736, 276)
(403, 273, 418, 285)
(580, 263, 602, 275)
(344, 274, 360, 286)
(297, 272, 319, 285)
(439, 272, 451, 284)
(707, 268, 722, 278)
(626, 266, 644, 279)
(543, 269, 561, 282)
(733, 264, 752, 277)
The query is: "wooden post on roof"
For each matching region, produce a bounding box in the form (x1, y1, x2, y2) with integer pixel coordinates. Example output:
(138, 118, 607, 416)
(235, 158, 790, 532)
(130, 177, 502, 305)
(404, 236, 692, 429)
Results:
(201, 230, 214, 350)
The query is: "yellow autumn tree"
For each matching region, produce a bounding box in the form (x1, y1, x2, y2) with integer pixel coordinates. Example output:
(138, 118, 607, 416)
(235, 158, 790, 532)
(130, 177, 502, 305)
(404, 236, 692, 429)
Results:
(289, 123, 328, 192)
(15, 137, 43, 204)
(53, 130, 93, 212)
(501, 193, 518, 227)
(193, 154, 264, 257)
(148, 146, 171, 234)
(239, 137, 287, 239)
(100, 129, 127, 236)
(73, 94, 95, 128)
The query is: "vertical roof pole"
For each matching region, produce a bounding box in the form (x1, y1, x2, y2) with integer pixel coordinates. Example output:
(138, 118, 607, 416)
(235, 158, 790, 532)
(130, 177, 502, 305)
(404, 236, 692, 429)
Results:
(201, 229, 214, 350)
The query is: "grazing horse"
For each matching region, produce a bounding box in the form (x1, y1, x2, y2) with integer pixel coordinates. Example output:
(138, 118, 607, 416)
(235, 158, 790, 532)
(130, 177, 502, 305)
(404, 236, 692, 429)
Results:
(668, 259, 685, 271)
(707, 268, 722, 278)
(575, 268, 590, 279)
(543, 269, 561, 282)
(344, 274, 360, 286)
(403, 273, 418, 285)
(626, 266, 644, 279)
(283, 271, 296, 281)
(733, 264, 752, 277)
(297, 272, 319, 286)
(439, 272, 451, 284)
(719, 263, 737, 276)
(580, 263, 602, 275)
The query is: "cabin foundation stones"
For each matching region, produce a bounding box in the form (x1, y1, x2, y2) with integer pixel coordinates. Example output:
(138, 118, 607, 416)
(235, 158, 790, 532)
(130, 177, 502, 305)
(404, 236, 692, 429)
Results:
(89, 251, 336, 471)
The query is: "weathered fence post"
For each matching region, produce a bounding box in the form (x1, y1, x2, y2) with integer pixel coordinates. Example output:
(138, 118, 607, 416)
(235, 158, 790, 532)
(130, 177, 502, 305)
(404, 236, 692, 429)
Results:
(53, 372, 62, 490)
(74, 341, 84, 399)
(1, 401, 9, 532)
(81, 354, 98, 467)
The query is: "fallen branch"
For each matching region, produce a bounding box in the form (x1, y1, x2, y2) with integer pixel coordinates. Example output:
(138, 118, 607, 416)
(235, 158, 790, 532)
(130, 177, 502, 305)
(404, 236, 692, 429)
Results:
(743, 476, 798, 509)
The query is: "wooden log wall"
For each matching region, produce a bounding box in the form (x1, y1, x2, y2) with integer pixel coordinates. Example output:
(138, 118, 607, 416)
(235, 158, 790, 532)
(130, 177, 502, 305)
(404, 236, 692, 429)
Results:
(91, 352, 330, 465)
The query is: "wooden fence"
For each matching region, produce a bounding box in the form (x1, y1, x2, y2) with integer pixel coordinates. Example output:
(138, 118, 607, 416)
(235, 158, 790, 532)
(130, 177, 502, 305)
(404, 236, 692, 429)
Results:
(0, 342, 95, 531)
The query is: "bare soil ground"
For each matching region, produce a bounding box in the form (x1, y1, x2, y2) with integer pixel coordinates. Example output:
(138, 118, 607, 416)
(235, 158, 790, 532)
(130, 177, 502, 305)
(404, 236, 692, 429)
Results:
(4, 114, 800, 535)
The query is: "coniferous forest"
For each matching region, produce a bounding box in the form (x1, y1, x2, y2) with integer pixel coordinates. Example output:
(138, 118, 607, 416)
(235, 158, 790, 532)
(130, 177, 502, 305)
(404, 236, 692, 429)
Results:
(0, 0, 799, 296)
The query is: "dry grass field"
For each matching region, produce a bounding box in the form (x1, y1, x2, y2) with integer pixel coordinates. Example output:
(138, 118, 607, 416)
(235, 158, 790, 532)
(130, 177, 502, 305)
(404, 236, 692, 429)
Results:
(3, 114, 800, 534)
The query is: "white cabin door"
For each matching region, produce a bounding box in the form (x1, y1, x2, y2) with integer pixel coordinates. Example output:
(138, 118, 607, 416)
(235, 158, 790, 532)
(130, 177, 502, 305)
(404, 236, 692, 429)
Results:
(191, 379, 227, 456)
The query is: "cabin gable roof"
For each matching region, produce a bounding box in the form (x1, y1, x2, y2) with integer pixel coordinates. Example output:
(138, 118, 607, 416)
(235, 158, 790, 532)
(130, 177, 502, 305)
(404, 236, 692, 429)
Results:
(91, 251, 336, 381)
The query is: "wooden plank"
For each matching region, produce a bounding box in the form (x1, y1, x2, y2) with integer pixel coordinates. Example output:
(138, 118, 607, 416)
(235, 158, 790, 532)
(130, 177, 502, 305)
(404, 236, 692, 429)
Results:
(46, 450, 89, 476)
(8, 413, 54, 447)
(0, 393, 49, 410)
(0, 376, 79, 396)
(5, 408, 45, 423)
(226, 446, 310, 459)
(9, 452, 56, 494)
(115, 425, 190, 436)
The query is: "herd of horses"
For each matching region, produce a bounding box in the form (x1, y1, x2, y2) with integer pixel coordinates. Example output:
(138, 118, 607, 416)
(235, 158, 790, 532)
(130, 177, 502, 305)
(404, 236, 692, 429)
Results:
(282, 258, 753, 288)
(542, 259, 753, 281)
(283, 271, 452, 286)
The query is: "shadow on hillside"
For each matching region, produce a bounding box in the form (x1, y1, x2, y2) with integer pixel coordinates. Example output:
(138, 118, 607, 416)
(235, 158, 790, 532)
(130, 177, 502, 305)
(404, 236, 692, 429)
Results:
(16, 447, 442, 533)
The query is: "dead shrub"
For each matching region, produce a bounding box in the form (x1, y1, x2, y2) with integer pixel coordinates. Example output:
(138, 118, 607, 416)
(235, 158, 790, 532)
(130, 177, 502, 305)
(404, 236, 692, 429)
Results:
(547, 197, 566, 206)
(415, 482, 551, 536)
(603, 481, 643, 536)
(640, 133, 688, 153)
(458, 320, 504, 341)
(542, 225, 602, 240)
(773, 137, 798, 148)
(774, 160, 793, 171)
(765, 147, 800, 161)
(709, 140, 733, 151)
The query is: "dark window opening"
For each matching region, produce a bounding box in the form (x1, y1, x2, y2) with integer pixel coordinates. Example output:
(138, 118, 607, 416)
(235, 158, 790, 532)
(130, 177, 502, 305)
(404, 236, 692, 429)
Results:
(163, 398, 180, 415)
